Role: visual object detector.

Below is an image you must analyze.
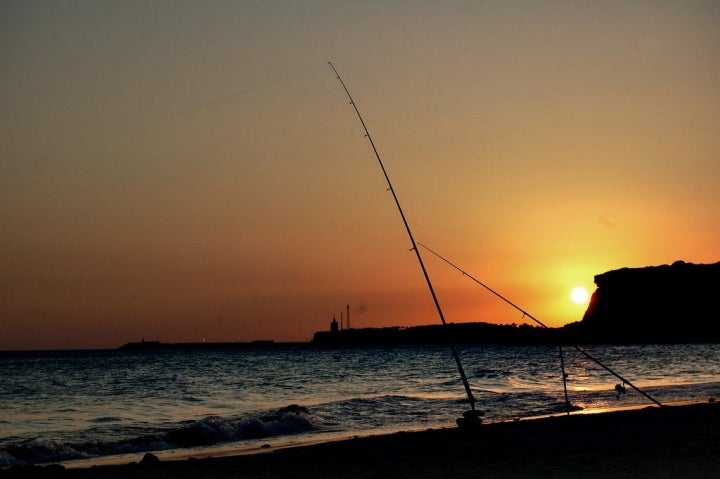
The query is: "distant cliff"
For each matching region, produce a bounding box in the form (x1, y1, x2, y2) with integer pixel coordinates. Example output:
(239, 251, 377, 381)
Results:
(313, 260, 720, 345)
(563, 260, 720, 343)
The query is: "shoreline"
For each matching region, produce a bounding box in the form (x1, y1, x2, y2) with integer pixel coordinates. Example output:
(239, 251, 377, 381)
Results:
(58, 401, 694, 470)
(7, 400, 719, 478)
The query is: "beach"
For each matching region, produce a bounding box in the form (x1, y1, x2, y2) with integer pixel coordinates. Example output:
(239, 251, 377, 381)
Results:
(6, 401, 719, 479)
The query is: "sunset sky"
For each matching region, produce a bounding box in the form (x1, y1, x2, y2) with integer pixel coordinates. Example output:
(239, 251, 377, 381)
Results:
(2, 1, 719, 350)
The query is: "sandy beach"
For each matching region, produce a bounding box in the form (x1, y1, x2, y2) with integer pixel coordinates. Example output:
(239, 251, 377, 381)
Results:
(4, 401, 718, 479)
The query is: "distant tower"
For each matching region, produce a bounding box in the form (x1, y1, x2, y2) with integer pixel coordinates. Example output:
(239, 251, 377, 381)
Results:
(330, 315, 339, 333)
(346, 304, 351, 330)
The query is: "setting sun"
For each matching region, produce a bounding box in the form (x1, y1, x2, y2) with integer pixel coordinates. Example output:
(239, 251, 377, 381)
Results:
(570, 286, 589, 305)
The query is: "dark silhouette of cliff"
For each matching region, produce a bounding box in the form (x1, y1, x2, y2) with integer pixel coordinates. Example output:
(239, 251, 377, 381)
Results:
(562, 260, 720, 343)
(313, 260, 720, 345)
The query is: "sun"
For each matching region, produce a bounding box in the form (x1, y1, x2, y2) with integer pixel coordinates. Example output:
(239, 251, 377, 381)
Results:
(570, 286, 589, 304)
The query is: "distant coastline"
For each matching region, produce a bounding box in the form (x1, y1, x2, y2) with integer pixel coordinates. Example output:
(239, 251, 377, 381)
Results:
(119, 317, 719, 351)
(310, 259, 720, 346)
(119, 259, 720, 351)
(117, 339, 293, 351)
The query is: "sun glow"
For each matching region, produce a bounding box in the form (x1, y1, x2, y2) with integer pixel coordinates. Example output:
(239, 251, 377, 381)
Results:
(570, 286, 589, 305)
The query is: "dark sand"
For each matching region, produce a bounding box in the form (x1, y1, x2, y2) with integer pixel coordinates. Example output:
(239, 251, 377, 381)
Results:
(5, 402, 720, 479)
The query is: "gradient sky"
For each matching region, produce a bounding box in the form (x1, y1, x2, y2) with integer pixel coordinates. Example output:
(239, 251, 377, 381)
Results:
(2, 1, 719, 350)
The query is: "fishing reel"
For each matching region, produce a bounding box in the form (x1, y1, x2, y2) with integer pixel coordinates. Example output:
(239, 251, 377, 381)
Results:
(457, 409, 484, 429)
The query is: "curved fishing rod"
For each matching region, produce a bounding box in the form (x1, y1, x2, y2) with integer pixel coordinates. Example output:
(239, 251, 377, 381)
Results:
(328, 62, 480, 418)
(418, 242, 663, 408)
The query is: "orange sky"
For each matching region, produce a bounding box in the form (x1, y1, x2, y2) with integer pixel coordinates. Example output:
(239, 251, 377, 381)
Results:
(2, 1, 719, 350)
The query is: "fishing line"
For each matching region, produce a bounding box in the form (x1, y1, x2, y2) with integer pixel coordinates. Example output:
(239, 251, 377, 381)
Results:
(418, 242, 663, 409)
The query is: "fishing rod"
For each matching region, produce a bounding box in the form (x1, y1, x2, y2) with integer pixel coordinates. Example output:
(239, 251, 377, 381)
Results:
(328, 62, 482, 425)
(418, 242, 664, 409)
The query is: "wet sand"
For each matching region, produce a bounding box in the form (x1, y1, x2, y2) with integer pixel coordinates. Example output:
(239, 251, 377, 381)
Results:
(5, 401, 720, 479)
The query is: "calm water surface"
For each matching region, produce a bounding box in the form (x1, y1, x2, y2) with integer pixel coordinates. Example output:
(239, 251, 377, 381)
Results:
(1, 343, 718, 467)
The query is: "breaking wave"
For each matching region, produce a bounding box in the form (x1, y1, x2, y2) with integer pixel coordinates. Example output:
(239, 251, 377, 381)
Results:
(0, 405, 316, 467)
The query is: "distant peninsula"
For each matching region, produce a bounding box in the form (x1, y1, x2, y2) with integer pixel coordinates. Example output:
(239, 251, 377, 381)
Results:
(120, 260, 720, 351)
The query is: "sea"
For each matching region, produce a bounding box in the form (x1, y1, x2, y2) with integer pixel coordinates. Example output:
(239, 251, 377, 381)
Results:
(1, 343, 719, 468)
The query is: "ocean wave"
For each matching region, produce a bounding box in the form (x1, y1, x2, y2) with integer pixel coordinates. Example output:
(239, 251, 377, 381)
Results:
(166, 404, 317, 446)
(0, 404, 317, 467)
(90, 416, 122, 423)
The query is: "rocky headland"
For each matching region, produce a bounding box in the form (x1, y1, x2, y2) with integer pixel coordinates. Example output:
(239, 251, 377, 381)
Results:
(563, 260, 720, 343)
